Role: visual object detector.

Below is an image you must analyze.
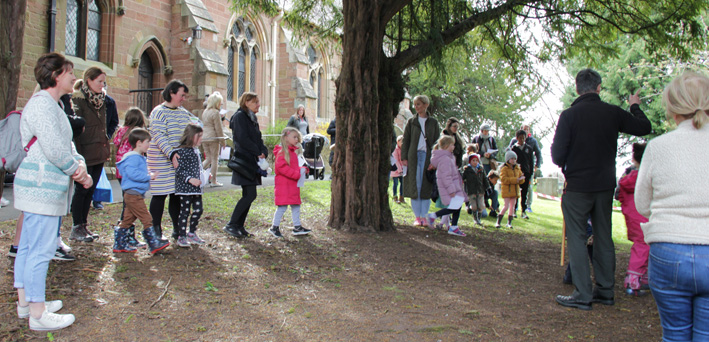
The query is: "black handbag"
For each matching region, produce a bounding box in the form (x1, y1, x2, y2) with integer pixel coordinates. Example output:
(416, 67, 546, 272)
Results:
(228, 151, 257, 181)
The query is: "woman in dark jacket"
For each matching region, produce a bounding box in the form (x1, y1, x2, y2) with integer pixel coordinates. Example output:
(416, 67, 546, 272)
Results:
(69, 66, 109, 242)
(223, 92, 268, 238)
(286, 105, 309, 136)
(442, 117, 465, 168)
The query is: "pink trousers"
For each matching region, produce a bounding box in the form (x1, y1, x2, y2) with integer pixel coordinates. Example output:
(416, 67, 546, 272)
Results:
(626, 218, 649, 277)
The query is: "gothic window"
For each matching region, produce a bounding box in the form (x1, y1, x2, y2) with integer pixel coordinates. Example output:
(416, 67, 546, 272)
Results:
(65, 0, 110, 62)
(228, 18, 261, 101)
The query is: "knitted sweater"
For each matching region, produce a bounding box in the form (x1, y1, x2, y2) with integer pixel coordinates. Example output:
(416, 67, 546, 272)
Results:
(636, 120, 709, 244)
(13, 90, 84, 216)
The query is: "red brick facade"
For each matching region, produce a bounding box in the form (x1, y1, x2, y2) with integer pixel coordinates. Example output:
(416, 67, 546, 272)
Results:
(17, 0, 341, 131)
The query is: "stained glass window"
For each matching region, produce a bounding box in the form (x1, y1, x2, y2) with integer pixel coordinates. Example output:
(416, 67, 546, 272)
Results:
(245, 27, 253, 41)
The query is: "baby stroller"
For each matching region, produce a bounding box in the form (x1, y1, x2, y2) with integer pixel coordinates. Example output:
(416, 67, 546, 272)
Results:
(302, 133, 328, 180)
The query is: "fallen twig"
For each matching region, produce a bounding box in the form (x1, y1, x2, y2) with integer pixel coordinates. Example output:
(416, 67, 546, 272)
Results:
(150, 277, 172, 308)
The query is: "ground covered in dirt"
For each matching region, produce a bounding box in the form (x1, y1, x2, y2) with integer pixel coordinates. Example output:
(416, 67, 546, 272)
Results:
(0, 187, 661, 341)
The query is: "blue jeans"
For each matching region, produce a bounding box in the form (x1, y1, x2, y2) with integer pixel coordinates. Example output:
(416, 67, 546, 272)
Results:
(14, 213, 61, 303)
(410, 151, 430, 218)
(649, 243, 709, 341)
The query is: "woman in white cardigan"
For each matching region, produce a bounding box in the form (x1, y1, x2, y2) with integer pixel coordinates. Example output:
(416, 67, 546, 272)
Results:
(635, 71, 709, 341)
(13, 53, 92, 331)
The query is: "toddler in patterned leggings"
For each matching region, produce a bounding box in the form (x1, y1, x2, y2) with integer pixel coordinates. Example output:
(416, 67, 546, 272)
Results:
(171, 124, 208, 247)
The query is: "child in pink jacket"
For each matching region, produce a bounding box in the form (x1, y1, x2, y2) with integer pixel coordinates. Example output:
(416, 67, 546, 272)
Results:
(390, 135, 404, 203)
(269, 127, 311, 238)
(616, 143, 649, 295)
(425, 136, 466, 237)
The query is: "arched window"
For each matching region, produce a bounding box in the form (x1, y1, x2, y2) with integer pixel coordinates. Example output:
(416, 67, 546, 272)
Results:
(238, 43, 246, 99)
(65, 0, 109, 62)
(227, 18, 261, 102)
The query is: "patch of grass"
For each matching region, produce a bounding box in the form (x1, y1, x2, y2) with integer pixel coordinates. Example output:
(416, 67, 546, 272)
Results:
(195, 325, 207, 332)
(204, 281, 218, 292)
(125, 314, 134, 323)
(115, 265, 128, 273)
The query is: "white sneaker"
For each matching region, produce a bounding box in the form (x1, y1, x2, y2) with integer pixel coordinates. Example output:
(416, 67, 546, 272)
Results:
(0, 197, 9, 207)
(29, 310, 75, 331)
(17, 300, 63, 318)
(58, 238, 72, 253)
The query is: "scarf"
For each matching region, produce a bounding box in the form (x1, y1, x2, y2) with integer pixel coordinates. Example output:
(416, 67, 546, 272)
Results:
(81, 82, 105, 110)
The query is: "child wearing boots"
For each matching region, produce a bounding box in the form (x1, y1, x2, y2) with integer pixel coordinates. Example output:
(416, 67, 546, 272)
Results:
(485, 171, 500, 218)
(497, 151, 525, 228)
(615, 142, 649, 295)
(171, 124, 207, 247)
(269, 127, 311, 238)
(462, 154, 489, 226)
(391, 135, 404, 204)
(426, 136, 466, 237)
(114, 128, 169, 254)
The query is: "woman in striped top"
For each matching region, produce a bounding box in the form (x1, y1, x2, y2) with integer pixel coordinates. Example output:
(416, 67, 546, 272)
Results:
(147, 80, 201, 241)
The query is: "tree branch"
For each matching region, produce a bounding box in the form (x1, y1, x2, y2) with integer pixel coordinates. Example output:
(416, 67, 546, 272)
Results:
(391, 0, 531, 72)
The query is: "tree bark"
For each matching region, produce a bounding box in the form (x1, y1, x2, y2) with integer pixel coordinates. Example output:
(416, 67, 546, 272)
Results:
(0, 0, 27, 118)
(329, 0, 404, 232)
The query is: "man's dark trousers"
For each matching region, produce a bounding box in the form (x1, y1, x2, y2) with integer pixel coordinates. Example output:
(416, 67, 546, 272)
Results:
(562, 190, 615, 302)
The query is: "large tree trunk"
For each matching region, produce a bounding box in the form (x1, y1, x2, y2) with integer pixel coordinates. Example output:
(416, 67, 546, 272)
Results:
(329, 0, 404, 232)
(0, 0, 27, 118)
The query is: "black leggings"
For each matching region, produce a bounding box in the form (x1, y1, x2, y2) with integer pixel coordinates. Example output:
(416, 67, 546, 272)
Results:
(228, 185, 257, 227)
(149, 193, 180, 233)
(71, 163, 104, 225)
(435, 208, 461, 226)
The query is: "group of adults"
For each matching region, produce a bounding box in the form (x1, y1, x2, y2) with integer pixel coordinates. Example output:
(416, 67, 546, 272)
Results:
(553, 68, 709, 341)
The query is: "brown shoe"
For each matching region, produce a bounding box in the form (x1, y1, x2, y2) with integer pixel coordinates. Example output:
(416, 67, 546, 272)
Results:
(398, 196, 405, 204)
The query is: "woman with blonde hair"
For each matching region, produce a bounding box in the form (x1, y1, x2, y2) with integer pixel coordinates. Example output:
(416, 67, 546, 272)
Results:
(401, 95, 440, 226)
(635, 71, 709, 341)
(69, 66, 108, 242)
(223, 92, 268, 238)
(201, 91, 226, 187)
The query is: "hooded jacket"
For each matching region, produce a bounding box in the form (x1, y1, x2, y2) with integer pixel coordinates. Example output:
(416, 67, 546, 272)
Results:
(429, 149, 465, 207)
(273, 144, 302, 206)
(116, 151, 151, 195)
(499, 162, 524, 198)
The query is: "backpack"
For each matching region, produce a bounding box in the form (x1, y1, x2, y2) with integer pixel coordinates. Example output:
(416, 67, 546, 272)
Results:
(0, 111, 37, 173)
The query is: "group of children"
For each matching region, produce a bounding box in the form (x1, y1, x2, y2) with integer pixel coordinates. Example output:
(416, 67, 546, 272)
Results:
(390, 129, 530, 234)
(111, 110, 312, 254)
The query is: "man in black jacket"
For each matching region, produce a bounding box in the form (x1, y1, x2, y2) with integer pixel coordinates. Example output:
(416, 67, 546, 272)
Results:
(552, 68, 651, 311)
